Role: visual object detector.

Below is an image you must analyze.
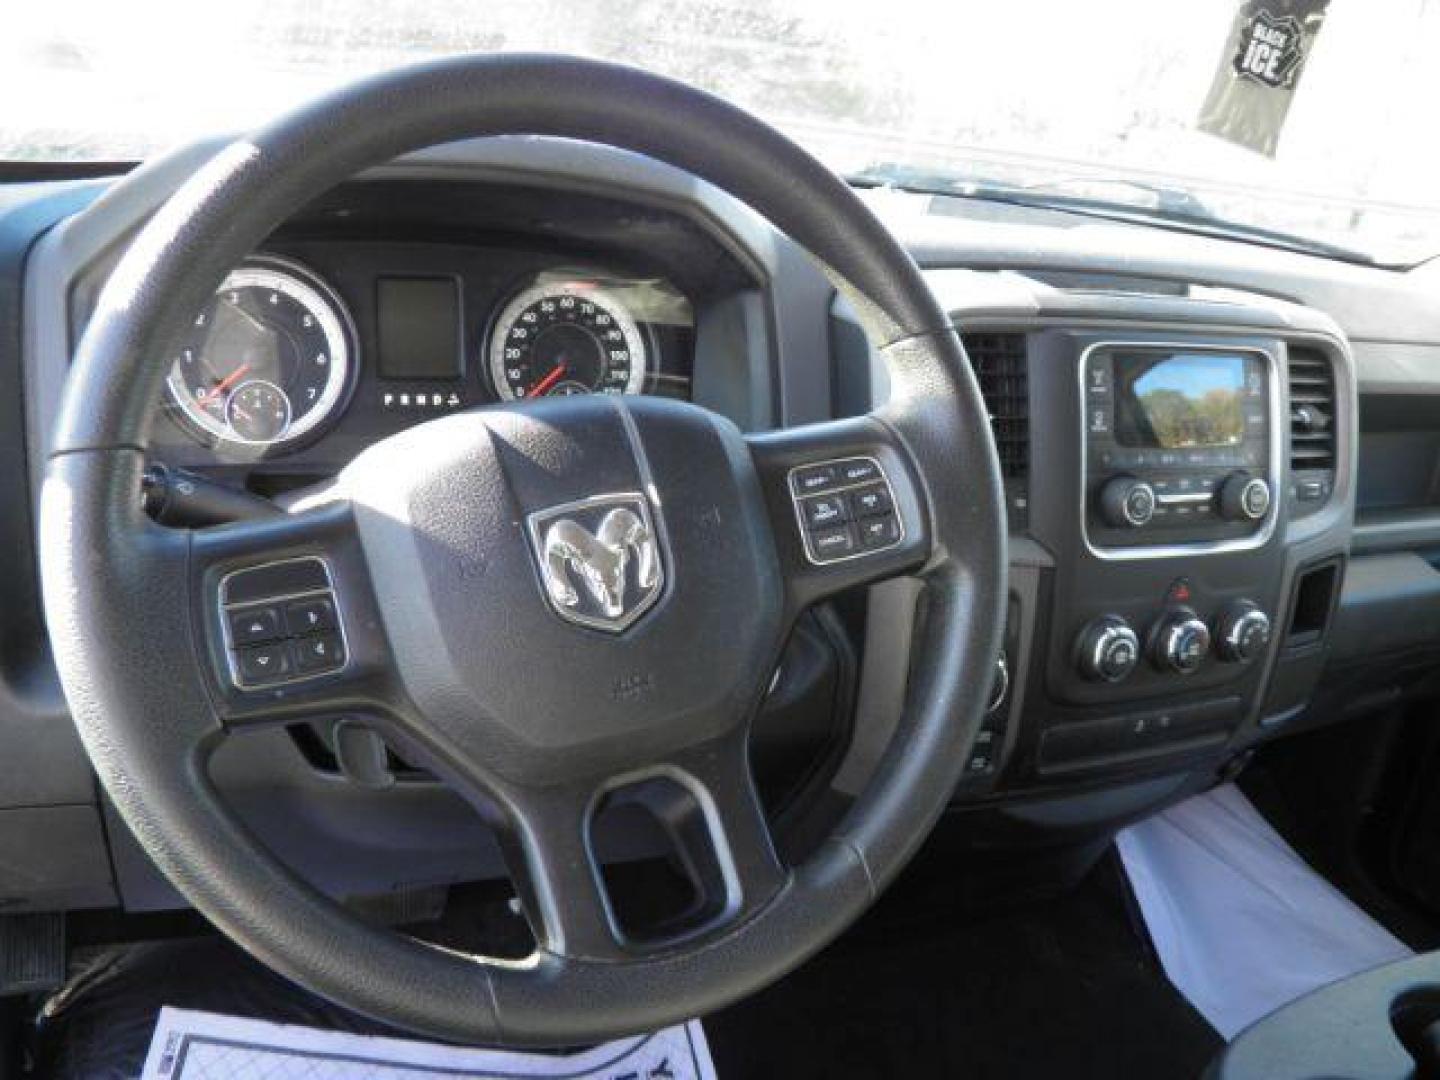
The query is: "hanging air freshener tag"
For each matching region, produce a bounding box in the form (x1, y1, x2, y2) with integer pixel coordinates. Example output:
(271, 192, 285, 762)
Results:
(1198, 0, 1330, 157)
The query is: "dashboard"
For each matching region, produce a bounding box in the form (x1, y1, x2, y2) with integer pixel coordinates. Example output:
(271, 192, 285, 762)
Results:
(2, 135, 1439, 915)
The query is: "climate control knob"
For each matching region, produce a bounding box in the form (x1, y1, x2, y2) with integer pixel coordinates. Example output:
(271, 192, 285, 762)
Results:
(1100, 476, 1157, 529)
(1153, 610, 1211, 675)
(1076, 617, 1142, 683)
(1216, 602, 1271, 663)
(1219, 473, 1272, 522)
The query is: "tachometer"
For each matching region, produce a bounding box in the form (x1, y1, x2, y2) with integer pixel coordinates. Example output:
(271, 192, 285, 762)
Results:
(164, 257, 355, 451)
(487, 281, 648, 401)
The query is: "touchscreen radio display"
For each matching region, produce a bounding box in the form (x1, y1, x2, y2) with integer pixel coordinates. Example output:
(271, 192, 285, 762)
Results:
(1114, 352, 1248, 449)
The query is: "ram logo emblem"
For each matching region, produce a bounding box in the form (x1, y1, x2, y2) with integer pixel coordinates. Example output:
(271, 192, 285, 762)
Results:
(527, 494, 664, 632)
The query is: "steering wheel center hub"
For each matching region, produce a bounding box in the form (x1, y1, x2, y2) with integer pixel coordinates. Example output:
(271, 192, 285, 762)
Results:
(342, 394, 785, 781)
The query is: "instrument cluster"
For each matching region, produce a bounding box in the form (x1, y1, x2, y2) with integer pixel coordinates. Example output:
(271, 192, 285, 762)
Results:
(159, 252, 695, 463)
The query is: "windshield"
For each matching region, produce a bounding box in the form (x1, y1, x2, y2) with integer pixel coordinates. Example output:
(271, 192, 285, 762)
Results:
(4, 0, 1439, 266)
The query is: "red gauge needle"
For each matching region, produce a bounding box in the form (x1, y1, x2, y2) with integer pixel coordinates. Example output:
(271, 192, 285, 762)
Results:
(527, 363, 568, 398)
(198, 363, 252, 407)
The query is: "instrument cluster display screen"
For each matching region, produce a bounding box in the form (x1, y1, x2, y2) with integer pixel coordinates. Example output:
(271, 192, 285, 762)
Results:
(1114, 352, 1251, 449)
(377, 276, 463, 380)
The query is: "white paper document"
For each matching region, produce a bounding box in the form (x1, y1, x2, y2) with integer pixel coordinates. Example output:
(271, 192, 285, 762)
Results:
(1117, 782, 1410, 1041)
(141, 1007, 716, 1080)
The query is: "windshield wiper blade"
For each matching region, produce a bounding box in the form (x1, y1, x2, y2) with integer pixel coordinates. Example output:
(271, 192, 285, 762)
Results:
(1018, 175, 1213, 219)
(1005, 191, 1379, 266)
(849, 165, 1379, 267)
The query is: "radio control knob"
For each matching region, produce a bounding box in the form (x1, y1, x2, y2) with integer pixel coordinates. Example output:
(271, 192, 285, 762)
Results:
(1100, 477, 1157, 529)
(1076, 617, 1141, 683)
(1216, 602, 1271, 663)
(1153, 610, 1211, 675)
(1219, 473, 1271, 522)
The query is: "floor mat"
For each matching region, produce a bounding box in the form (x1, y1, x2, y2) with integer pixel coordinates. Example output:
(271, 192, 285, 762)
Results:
(43, 853, 1219, 1079)
(1116, 782, 1412, 1040)
(705, 852, 1221, 1079)
(140, 1008, 713, 1080)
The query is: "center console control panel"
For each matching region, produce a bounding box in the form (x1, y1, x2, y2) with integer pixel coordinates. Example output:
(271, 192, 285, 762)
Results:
(897, 308, 1347, 797)
(996, 328, 1308, 790)
(1083, 343, 1277, 554)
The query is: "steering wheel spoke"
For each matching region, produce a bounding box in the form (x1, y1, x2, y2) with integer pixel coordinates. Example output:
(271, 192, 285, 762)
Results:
(497, 782, 631, 963)
(748, 416, 931, 616)
(665, 731, 789, 922)
(491, 729, 785, 964)
(189, 499, 402, 727)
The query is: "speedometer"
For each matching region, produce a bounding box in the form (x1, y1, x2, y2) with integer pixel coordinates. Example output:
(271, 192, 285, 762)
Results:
(164, 256, 356, 452)
(487, 281, 648, 401)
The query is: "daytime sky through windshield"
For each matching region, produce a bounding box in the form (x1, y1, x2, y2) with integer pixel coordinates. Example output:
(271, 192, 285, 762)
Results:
(3, 0, 1438, 264)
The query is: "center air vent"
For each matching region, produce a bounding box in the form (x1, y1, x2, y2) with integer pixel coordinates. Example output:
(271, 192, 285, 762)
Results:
(1288, 347, 1336, 473)
(1287, 346, 1337, 516)
(961, 332, 1030, 479)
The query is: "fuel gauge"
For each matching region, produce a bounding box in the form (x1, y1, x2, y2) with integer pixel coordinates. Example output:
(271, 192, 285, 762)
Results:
(225, 380, 293, 444)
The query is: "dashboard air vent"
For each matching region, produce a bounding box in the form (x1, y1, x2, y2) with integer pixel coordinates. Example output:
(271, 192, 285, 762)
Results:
(1287, 347, 1336, 473)
(961, 332, 1030, 479)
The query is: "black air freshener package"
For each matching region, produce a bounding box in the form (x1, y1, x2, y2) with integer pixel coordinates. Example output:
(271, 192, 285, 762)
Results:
(1198, 0, 1331, 156)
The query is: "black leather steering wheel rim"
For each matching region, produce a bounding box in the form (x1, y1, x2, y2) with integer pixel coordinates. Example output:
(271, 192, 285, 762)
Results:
(39, 54, 1006, 1046)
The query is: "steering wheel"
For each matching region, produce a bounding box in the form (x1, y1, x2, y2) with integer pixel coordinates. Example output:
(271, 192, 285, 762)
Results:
(39, 55, 1005, 1046)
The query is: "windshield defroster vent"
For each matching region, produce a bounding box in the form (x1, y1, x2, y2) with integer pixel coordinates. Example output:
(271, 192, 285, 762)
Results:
(961, 332, 1029, 527)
